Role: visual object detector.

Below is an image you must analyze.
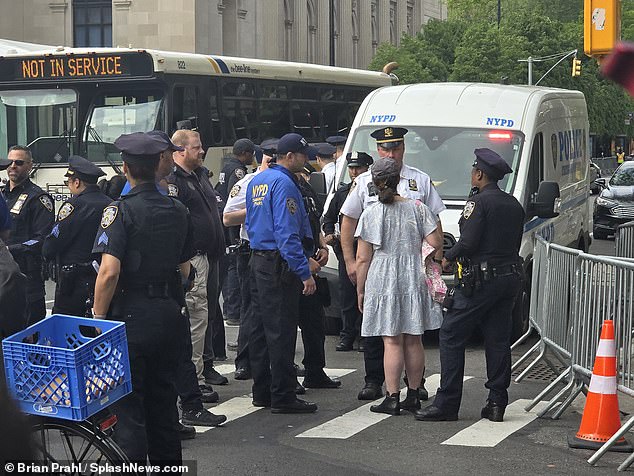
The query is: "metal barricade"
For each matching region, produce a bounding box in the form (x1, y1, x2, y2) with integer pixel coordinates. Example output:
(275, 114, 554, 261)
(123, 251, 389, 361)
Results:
(615, 221, 634, 258)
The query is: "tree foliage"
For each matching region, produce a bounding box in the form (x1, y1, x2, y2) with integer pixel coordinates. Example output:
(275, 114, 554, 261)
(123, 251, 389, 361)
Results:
(368, 0, 634, 138)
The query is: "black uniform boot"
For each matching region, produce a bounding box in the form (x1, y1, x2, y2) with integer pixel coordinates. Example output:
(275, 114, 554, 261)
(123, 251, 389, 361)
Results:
(404, 374, 428, 401)
(400, 388, 421, 413)
(370, 393, 400, 416)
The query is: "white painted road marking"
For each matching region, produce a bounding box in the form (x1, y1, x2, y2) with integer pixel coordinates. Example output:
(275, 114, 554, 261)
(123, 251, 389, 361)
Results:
(441, 399, 549, 447)
(298, 368, 356, 384)
(194, 395, 262, 433)
(296, 374, 472, 439)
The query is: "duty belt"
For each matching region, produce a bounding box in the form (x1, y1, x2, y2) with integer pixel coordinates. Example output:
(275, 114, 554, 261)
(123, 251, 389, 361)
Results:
(472, 262, 521, 279)
(122, 281, 170, 298)
(252, 249, 280, 258)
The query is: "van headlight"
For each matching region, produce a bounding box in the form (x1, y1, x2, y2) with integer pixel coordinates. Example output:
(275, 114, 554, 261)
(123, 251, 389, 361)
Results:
(596, 196, 617, 208)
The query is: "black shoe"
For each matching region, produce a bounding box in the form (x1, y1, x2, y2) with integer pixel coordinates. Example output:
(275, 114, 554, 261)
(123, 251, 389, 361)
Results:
(234, 367, 252, 380)
(199, 385, 219, 403)
(303, 375, 342, 389)
(295, 382, 306, 395)
(414, 405, 458, 422)
(370, 393, 400, 415)
(404, 375, 429, 401)
(177, 422, 196, 440)
(357, 382, 383, 400)
(357, 338, 366, 352)
(182, 409, 227, 427)
(252, 399, 271, 408)
(336, 340, 354, 352)
(400, 388, 421, 413)
(227, 341, 239, 351)
(294, 364, 305, 377)
(225, 319, 240, 326)
(481, 401, 505, 422)
(204, 367, 229, 386)
(271, 398, 318, 414)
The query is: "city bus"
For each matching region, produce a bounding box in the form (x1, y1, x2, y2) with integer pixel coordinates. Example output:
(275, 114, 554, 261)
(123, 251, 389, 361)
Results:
(0, 44, 394, 203)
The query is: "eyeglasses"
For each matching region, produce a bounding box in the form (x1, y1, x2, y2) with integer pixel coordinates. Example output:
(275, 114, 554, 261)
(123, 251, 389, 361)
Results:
(8, 159, 27, 166)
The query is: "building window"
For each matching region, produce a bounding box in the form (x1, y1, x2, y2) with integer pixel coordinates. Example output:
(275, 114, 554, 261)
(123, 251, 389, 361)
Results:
(307, 0, 317, 63)
(73, 0, 112, 47)
(407, 1, 414, 35)
(371, 0, 378, 55)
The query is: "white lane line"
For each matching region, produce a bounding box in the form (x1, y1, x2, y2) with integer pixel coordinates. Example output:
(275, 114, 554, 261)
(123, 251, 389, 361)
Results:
(296, 374, 472, 439)
(298, 368, 356, 384)
(441, 399, 549, 447)
(214, 364, 237, 375)
(45, 300, 55, 304)
(194, 395, 262, 433)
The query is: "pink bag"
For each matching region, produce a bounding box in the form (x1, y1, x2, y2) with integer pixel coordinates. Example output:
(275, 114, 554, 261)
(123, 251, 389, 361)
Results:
(422, 241, 447, 303)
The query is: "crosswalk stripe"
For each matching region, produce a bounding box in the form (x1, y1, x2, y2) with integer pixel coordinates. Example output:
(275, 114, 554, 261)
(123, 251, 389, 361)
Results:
(296, 374, 472, 439)
(194, 395, 262, 433)
(214, 364, 237, 375)
(298, 368, 356, 384)
(441, 399, 549, 447)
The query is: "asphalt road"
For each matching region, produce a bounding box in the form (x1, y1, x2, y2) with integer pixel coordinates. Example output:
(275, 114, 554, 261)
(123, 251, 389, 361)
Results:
(39, 196, 628, 475)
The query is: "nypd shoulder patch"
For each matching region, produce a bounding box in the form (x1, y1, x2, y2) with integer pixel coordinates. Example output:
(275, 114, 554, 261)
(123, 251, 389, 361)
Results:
(286, 198, 298, 215)
(100, 205, 118, 229)
(168, 184, 179, 197)
(463, 201, 476, 220)
(57, 202, 74, 221)
(229, 184, 241, 198)
(235, 168, 245, 179)
(39, 195, 54, 213)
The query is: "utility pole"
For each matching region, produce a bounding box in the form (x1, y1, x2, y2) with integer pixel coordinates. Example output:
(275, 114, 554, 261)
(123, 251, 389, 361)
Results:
(527, 57, 533, 85)
(518, 50, 578, 86)
(497, 0, 501, 28)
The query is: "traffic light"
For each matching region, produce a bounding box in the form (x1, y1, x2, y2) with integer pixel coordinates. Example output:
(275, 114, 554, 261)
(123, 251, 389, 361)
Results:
(584, 0, 620, 57)
(572, 58, 582, 77)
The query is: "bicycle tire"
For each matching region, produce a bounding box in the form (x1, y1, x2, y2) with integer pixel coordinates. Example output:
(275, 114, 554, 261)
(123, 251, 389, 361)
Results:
(30, 417, 131, 475)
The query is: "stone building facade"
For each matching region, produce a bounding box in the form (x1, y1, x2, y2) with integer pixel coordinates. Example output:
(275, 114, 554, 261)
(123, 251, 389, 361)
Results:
(0, 0, 446, 69)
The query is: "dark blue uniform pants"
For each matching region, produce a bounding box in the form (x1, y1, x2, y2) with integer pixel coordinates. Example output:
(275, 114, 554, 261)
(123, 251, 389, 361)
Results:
(176, 307, 204, 412)
(297, 293, 326, 379)
(248, 252, 300, 406)
(336, 250, 361, 344)
(234, 250, 252, 370)
(111, 295, 183, 468)
(52, 272, 96, 317)
(433, 275, 521, 414)
(221, 253, 241, 320)
(203, 260, 226, 365)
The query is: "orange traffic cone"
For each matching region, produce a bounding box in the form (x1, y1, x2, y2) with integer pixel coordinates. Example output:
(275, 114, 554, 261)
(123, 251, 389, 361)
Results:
(568, 320, 632, 452)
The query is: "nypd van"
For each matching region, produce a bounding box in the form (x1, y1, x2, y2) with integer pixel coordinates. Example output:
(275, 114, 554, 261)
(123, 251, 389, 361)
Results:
(328, 82, 592, 337)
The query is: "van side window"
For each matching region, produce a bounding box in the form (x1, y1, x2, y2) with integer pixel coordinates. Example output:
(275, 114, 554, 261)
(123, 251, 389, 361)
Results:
(526, 132, 544, 210)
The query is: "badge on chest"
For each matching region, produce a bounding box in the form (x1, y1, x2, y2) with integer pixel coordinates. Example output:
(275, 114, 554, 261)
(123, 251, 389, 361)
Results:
(10, 193, 29, 215)
(408, 179, 418, 191)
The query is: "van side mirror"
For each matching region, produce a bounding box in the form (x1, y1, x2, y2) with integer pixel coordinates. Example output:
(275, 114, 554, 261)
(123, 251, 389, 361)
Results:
(529, 181, 560, 219)
(309, 172, 327, 207)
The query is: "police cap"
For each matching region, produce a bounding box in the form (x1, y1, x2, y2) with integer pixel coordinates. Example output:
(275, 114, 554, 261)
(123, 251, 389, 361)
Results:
(316, 143, 336, 159)
(114, 132, 166, 164)
(259, 138, 278, 156)
(371, 127, 408, 149)
(64, 155, 106, 184)
(326, 135, 347, 146)
(233, 138, 256, 156)
(306, 145, 318, 162)
(346, 151, 374, 168)
(146, 130, 184, 152)
(472, 148, 512, 181)
(371, 158, 400, 180)
(277, 133, 310, 155)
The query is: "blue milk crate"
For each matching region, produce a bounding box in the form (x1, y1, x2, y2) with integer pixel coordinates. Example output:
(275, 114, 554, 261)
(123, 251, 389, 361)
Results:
(2, 314, 132, 421)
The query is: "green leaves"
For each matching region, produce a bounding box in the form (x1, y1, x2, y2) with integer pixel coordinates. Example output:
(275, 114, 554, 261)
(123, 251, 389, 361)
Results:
(368, 0, 634, 137)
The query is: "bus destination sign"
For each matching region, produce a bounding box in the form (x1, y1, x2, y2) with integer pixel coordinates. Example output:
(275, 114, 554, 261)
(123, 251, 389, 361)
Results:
(0, 52, 154, 82)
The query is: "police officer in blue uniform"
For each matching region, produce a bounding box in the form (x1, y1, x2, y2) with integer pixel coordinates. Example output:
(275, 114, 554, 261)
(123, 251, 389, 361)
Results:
(92, 132, 195, 469)
(42, 156, 111, 317)
(323, 152, 373, 351)
(246, 133, 319, 413)
(3, 146, 55, 324)
(416, 148, 524, 423)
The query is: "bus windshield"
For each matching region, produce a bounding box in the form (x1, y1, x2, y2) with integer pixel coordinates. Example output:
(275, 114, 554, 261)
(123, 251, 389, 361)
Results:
(348, 126, 523, 200)
(0, 89, 77, 163)
(83, 90, 164, 163)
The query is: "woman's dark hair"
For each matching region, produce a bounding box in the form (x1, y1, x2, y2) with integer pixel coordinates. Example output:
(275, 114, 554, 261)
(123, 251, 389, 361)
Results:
(374, 174, 399, 204)
(125, 159, 159, 182)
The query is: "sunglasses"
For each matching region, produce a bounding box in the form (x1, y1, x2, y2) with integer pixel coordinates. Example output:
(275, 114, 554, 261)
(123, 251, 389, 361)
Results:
(8, 159, 27, 166)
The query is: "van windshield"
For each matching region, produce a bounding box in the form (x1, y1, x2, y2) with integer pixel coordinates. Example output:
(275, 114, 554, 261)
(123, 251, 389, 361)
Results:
(347, 127, 523, 200)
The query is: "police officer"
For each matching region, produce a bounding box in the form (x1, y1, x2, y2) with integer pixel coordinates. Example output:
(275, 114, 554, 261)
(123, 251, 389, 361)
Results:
(246, 132, 319, 413)
(315, 143, 337, 193)
(41, 156, 110, 317)
(326, 135, 347, 162)
(340, 127, 446, 402)
(3, 145, 54, 324)
(415, 148, 524, 423)
(323, 151, 373, 352)
(223, 139, 278, 380)
(216, 138, 256, 327)
(92, 132, 194, 468)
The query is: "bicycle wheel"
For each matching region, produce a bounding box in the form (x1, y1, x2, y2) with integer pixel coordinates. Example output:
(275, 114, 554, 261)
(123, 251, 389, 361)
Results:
(30, 417, 129, 475)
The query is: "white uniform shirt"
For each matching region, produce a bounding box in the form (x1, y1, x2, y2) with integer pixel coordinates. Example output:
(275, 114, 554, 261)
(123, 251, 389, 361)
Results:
(340, 164, 446, 220)
(224, 171, 260, 241)
(321, 161, 337, 194)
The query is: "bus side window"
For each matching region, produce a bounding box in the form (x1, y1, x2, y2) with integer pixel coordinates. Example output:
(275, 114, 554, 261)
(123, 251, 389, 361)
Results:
(173, 85, 199, 132)
(208, 80, 222, 145)
(526, 132, 544, 213)
(221, 80, 257, 142)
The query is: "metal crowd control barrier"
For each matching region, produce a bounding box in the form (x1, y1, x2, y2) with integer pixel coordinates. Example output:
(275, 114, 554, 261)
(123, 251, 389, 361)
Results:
(513, 236, 634, 469)
(615, 221, 634, 259)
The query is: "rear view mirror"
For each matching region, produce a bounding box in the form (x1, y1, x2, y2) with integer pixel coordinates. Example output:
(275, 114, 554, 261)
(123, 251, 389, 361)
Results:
(309, 172, 327, 208)
(529, 181, 560, 219)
